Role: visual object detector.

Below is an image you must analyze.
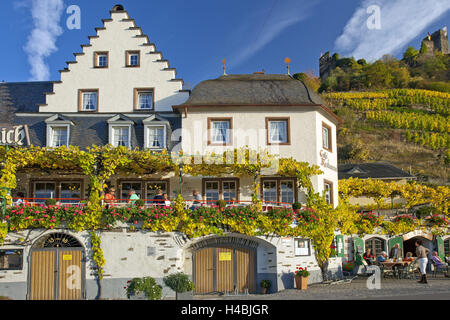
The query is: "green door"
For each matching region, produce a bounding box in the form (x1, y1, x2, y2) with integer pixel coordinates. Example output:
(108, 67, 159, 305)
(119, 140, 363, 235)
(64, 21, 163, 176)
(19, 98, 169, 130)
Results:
(436, 237, 445, 261)
(353, 237, 364, 265)
(336, 235, 345, 258)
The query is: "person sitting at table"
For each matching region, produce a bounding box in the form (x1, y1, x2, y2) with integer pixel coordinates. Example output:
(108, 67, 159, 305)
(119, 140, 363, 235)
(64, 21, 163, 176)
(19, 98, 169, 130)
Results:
(152, 189, 164, 206)
(431, 251, 449, 277)
(389, 243, 403, 260)
(104, 187, 117, 208)
(377, 251, 388, 263)
(163, 193, 171, 206)
(363, 248, 375, 265)
(404, 252, 415, 262)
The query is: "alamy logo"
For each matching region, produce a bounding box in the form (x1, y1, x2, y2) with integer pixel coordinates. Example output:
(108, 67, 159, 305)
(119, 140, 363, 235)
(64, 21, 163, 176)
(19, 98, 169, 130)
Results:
(366, 5, 381, 30)
(66, 5, 81, 30)
(66, 265, 81, 290)
(366, 265, 381, 290)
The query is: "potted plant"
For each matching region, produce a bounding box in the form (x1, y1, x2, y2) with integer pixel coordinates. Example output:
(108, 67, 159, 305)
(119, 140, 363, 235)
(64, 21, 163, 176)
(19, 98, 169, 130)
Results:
(292, 202, 302, 214)
(125, 277, 162, 300)
(163, 272, 195, 300)
(294, 267, 310, 290)
(260, 280, 271, 294)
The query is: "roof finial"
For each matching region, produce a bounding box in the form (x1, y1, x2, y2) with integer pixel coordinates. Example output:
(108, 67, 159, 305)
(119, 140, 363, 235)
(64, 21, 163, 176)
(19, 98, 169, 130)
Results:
(284, 57, 291, 75)
(222, 59, 227, 76)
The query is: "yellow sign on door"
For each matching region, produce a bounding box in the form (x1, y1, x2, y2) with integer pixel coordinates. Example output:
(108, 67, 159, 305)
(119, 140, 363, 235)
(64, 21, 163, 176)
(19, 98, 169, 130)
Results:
(219, 252, 232, 261)
(63, 255, 72, 261)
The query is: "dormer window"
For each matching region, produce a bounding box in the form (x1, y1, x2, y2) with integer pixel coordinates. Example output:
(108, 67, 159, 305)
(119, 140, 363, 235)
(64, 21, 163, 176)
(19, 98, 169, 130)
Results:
(134, 88, 154, 110)
(143, 115, 170, 150)
(107, 115, 134, 148)
(45, 115, 73, 148)
(94, 52, 108, 68)
(126, 51, 140, 67)
(78, 89, 98, 112)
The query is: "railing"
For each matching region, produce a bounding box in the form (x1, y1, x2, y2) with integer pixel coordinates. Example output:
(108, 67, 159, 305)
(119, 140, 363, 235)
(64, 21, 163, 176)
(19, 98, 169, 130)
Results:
(10, 197, 299, 211)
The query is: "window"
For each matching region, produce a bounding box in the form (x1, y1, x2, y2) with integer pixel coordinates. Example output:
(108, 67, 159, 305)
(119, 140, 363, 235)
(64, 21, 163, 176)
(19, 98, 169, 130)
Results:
(34, 182, 56, 203)
(120, 182, 142, 202)
(208, 118, 232, 145)
(324, 180, 333, 205)
(147, 126, 166, 149)
(146, 181, 168, 203)
(49, 126, 69, 147)
(280, 180, 294, 204)
(134, 88, 154, 110)
(266, 118, 290, 145)
(203, 178, 239, 203)
(262, 180, 277, 204)
(0, 249, 23, 270)
(60, 182, 81, 203)
(294, 239, 311, 256)
(365, 237, 385, 257)
(261, 178, 297, 205)
(78, 90, 98, 111)
(126, 51, 140, 67)
(112, 126, 130, 147)
(445, 239, 450, 256)
(94, 52, 108, 68)
(322, 122, 332, 152)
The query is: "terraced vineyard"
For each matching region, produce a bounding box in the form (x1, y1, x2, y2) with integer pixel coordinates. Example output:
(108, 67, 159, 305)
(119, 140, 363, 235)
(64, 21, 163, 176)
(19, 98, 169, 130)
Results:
(323, 89, 450, 184)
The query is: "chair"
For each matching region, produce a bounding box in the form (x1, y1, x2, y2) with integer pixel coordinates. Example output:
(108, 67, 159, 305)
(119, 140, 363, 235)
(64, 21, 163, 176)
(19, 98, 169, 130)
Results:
(430, 258, 449, 278)
(399, 261, 419, 280)
(379, 262, 395, 278)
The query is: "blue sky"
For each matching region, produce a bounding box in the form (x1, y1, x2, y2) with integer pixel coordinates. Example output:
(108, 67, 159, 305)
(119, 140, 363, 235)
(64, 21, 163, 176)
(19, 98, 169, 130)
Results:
(1, 0, 449, 89)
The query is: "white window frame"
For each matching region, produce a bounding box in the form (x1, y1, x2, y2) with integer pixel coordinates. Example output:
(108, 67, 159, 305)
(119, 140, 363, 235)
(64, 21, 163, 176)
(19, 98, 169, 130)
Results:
(145, 125, 167, 150)
(98, 54, 108, 67)
(81, 92, 98, 111)
(109, 124, 132, 148)
(46, 124, 70, 148)
(268, 120, 288, 144)
(210, 120, 231, 145)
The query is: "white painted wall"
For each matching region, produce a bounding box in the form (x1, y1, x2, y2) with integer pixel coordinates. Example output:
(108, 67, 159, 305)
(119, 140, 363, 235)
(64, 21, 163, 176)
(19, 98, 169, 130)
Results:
(40, 11, 188, 114)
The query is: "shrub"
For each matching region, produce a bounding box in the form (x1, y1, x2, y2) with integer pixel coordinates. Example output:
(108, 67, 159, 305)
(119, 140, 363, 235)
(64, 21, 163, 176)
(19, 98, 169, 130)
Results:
(125, 277, 162, 300)
(342, 261, 355, 271)
(260, 280, 271, 289)
(292, 202, 302, 211)
(216, 200, 227, 209)
(163, 273, 195, 293)
(134, 199, 145, 207)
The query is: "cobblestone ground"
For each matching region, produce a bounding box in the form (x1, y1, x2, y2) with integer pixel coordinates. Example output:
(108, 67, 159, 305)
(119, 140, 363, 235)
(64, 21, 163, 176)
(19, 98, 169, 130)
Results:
(193, 276, 450, 300)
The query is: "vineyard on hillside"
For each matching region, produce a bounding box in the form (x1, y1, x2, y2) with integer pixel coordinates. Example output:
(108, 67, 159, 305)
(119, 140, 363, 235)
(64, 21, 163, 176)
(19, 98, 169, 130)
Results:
(323, 89, 450, 183)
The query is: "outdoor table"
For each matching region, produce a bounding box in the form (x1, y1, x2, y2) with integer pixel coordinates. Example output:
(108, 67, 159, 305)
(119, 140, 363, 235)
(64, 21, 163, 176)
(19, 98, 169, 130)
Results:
(381, 261, 411, 279)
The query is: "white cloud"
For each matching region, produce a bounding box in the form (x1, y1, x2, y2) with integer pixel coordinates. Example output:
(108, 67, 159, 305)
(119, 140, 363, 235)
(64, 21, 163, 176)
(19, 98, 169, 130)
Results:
(229, 0, 318, 68)
(334, 0, 450, 61)
(22, 0, 65, 81)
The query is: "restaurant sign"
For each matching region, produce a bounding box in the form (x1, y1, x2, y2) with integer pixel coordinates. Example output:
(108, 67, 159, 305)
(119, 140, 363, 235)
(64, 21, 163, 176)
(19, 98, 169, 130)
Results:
(0, 125, 31, 146)
(319, 150, 337, 172)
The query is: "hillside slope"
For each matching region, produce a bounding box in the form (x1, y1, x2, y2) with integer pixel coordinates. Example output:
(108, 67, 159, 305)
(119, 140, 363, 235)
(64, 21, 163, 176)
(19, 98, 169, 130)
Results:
(323, 89, 449, 185)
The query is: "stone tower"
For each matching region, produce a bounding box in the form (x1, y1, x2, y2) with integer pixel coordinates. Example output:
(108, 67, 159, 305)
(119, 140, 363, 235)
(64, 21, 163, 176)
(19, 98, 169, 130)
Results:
(421, 26, 449, 55)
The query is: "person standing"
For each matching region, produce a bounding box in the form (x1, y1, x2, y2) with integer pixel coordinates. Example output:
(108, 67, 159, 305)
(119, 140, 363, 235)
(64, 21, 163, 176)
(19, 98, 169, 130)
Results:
(390, 243, 403, 260)
(416, 239, 430, 284)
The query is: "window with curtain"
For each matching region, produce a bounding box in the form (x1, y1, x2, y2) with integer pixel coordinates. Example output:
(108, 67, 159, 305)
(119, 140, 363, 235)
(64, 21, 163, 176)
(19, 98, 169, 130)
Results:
(113, 127, 130, 147)
(268, 120, 288, 144)
(82, 92, 97, 111)
(211, 120, 230, 144)
(138, 92, 153, 109)
(324, 181, 333, 204)
(51, 126, 68, 147)
(263, 181, 277, 204)
(280, 180, 294, 203)
(148, 126, 165, 149)
(323, 126, 329, 149)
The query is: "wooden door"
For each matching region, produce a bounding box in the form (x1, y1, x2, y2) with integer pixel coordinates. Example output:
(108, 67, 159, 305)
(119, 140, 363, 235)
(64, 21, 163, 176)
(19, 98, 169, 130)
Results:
(58, 250, 83, 300)
(236, 248, 255, 293)
(30, 250, 56, 300)
(194, 248, 214, 294)
(216, 247, 234, 292)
